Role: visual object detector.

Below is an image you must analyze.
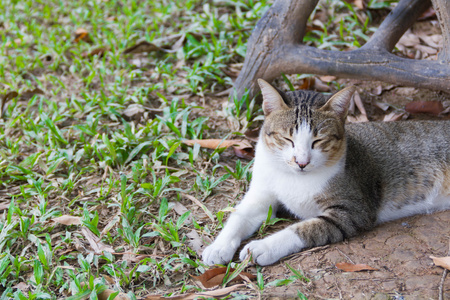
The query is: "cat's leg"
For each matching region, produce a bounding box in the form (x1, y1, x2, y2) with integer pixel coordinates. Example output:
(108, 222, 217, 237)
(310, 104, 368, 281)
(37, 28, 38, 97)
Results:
(240, 208, 372, 266)
(202, 188, 276, 265)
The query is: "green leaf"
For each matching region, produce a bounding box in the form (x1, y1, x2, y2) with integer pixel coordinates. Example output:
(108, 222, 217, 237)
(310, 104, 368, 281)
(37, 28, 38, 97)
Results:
(40, 112, 68, 144)
(124, 141, 153, 164)
(176, 211, 191, 229)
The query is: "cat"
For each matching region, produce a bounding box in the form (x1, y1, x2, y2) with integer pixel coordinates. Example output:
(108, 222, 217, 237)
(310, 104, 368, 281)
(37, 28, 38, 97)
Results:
(202, 79, 450, 266)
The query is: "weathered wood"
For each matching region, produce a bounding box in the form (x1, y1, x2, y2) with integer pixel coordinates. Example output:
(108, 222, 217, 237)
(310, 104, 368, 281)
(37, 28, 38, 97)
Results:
(233, 0, 318, 99)
(363, 0, 431, 51)
(233, 0, 450, 99)
(280, 46, 450, 92)
(431, 0, 450, 63)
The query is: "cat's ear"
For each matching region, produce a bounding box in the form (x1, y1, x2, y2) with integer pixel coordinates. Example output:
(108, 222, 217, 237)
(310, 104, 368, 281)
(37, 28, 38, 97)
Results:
(258, 79, 289, 116)
(320, 86, 356, 121)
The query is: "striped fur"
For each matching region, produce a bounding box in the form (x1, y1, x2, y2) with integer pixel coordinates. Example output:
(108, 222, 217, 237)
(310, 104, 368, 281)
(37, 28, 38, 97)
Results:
(203, 80, 450, 266)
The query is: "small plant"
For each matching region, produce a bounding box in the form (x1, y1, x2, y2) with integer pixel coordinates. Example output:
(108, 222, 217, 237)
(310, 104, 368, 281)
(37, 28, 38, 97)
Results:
(258, 205, 290, 235)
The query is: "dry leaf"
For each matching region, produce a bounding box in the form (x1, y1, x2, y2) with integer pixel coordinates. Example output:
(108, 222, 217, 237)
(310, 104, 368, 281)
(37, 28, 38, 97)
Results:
(52, 215, 81, 225)
(383, 111, 408, 122)
(141, 284, 245, 300)
(82, 47, 108, 58)
(183, 139, 254, 159)
(192, 268, 256, 288)
(12, 282, 29, 292)
(1, 91, 18, 118)
(347, 91, 368, 123)
(0, 203, 9, 211)
(81, 227, 115, 254)
(312, 77, 331, 92)
(336, 262, 378, 272)
(123, 37, 184, 55)
(318, 75, 336, 83)
(124, 41, 165, 54)
(353, 0, 366, 10)
(183, 139, 251, 150)
(122, 104, 145, 121)
(74, 28, 92, 43)
(371, 85, 383, 96)
(186, 230, 204, 255)
(298, 77, 314, 90)
(20, 88, 44, 100)
(374, 102, 390, 111)
(98, 289, 129, 300)
(405, 101, 444, 115)
(430, 256, 450, 270)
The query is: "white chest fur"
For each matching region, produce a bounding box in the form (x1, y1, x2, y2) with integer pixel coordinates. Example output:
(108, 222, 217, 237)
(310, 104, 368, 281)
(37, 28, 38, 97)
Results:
(251, 141, 343, 220)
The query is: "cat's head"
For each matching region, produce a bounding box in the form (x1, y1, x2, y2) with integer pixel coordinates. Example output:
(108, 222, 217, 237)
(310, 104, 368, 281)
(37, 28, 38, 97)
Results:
(258, 79, 355, 174)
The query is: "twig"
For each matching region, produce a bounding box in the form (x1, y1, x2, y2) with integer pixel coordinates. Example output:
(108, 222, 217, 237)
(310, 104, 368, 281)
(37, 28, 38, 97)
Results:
(336, 247, 355, 265)
(181, 192, 215, 222)
(439, 269, 447, 300)
(438, 240, 450, 300)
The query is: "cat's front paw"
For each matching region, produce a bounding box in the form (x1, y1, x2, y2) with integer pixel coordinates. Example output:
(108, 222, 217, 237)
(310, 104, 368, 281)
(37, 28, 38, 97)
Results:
(239, 229, 305, 266)
(202, 240, 239, 266)
(239, 239, 280, 266)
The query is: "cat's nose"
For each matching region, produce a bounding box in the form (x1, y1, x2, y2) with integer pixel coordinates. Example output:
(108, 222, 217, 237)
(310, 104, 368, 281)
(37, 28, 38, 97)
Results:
(295, 159, 310, 169)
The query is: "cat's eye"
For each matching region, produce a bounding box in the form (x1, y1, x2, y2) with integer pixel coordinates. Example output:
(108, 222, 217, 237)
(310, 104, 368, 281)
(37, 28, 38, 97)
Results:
(311, 139, 323, 149)
(283, 137, 294, 147)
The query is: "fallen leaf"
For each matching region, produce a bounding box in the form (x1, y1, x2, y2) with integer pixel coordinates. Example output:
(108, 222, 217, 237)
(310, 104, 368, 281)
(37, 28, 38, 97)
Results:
(98, 289, 129, 300)
(374, 102, 390, 111)
(0, 203, 9, 211)
(318, 75, 336, 83)
(123, 36, 184, 55)
(298, 77, 314, 90)
(1, 91, 18, 118)
(74, 28, 92, 43)
(20, 88, 44, 100)
(192, 268, 256, 288)
(186, 229, 204, 255)
(81, 47, 108, 58)
(370, 85, 383, 96)
(353, 0, 366, 10)
(183, 139, 251, 150)
(395, 87, 417, 96)
(396, 30, 420, 48)
(81, 226, 115, 254)
(122, 103, 145, 121)
(383, 111, 408, 122)
(405, 101, 444, 115)
(312, 77, 331, 92)
(124, 41, 164, 54)
(336, 262, 378, 272)
(52, 215, 81, 225)
(141, 284, 246, 300)
(347, 91, 368, 123)
(12, 282, 29, 292)
(430, 256, 450, 270)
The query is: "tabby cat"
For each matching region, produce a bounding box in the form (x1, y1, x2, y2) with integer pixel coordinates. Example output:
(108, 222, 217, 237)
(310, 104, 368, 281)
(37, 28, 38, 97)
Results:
(202, 79, 450, 266)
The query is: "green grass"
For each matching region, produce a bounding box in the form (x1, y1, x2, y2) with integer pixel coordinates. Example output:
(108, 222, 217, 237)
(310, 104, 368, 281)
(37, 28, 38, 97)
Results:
(0, 0, 386, 298)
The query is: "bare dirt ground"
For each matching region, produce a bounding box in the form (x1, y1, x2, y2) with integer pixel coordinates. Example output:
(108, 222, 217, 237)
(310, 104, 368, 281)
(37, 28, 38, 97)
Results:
(260, 210, 450, 299)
